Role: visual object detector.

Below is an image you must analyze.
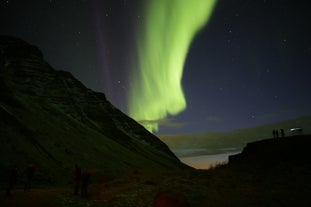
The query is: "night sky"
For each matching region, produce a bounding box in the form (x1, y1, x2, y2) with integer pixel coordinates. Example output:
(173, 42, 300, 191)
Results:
(1, 0, 310, 135)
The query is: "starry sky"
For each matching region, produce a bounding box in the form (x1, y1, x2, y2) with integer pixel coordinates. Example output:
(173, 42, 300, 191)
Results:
(1, 0, 310, 135)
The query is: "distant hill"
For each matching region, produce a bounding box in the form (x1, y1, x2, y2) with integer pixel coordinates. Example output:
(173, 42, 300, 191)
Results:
(159, 116, 311, 157)
(207, 135, 311, 207)
(0, 36, 187, 185)
(228, 135, 311, 169)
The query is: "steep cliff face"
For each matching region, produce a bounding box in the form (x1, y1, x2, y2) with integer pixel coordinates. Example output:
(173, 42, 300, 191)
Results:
(0, 36, 187, 184)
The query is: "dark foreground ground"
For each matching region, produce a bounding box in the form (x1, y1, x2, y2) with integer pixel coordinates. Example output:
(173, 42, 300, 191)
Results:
(1, 136, 311, 207)
(1, 167, 310, 207)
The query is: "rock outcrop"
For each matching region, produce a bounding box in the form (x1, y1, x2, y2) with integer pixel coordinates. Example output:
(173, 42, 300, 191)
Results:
(228, 135, 311, 169)
(0, 36, 187, 185)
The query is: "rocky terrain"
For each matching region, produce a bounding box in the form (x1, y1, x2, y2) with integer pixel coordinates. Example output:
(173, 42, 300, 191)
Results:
(1, 135, 310, 207)
(0, 36, 187, 186)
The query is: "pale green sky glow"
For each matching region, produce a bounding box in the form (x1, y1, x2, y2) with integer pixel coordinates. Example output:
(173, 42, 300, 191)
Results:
(129, 0, 217, 132)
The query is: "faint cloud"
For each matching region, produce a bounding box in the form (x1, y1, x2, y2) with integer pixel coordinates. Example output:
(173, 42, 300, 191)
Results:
(159, 118, 187, 128)
(206, 116, 223, 123)
(138, 118, 187, 129)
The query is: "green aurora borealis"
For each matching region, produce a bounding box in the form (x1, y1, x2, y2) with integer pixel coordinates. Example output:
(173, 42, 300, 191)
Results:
(129, 0, 217, 132)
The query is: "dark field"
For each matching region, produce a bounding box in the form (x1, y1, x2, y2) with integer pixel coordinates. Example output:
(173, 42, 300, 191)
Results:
(1, 136, 311, 207)
(1, 167, 310, 207)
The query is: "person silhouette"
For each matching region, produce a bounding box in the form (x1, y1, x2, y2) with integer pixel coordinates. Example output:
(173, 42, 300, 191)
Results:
(280, 129, 285, 137)
(81, 170, 91, 197)
(6, 165, 18, 196)
(275, 130, 279, 138)
(24, 164, 36, 192)
(272, 130, 276, 138)
(73, 164, 82, 195)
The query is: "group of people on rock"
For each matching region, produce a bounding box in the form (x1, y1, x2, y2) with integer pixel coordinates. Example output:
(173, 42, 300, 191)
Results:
(6, 163, 36, 196)
(272, 129, 285, 138)
(72, 164, 91, 197)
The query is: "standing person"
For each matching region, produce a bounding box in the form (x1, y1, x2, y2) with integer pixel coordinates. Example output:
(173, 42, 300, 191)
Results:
(6, 165, 18, 196)
(280, 129, 285, 137)
(272, 130, 276, 138)
(73, 164, 82, 195)
(24, 164, 36, 192)
(275, 130, 279, 138)
(81, 170, 91, 197)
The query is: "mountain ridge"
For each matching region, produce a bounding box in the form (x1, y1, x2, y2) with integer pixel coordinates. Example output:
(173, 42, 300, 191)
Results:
(228, 134, 311, 168)
(0, 35, 188, 185)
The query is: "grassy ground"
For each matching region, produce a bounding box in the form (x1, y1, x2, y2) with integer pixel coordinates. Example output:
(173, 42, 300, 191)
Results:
(1, 164, 310, 207)
(2, 135, 311, 207)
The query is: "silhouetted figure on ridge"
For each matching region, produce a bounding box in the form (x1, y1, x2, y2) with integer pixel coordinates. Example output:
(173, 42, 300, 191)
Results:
(272, 130, 276, 138)
(280, 129, 285, 137)
(275, 130, 279, 138)
(73, 164, 82, 195)
(6, 165, 18, 196)
(24, 163, 36, 192)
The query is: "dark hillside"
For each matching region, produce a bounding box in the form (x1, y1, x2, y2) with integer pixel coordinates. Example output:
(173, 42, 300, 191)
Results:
(228, 135, 311, 169)
(0, 36, 187, 186)
(200, 135, 311, 207)
(0, 134, 310, 206)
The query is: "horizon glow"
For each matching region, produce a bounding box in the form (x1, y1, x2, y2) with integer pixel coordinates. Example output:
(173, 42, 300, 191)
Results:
(129, 0, 217, 132)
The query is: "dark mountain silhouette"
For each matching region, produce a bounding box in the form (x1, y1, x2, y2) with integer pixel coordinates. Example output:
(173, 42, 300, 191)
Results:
(0, 36, 187, 185)
(228, 135, 311, 169)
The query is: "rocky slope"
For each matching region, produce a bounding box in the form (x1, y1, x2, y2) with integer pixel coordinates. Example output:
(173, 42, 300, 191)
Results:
(0, 36, 187, 185)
